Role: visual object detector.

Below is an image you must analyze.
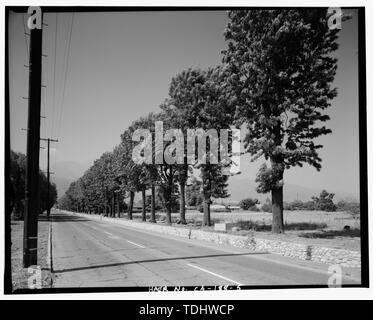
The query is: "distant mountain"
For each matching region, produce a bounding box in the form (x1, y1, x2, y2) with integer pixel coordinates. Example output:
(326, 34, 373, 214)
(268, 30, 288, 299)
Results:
(50, 159, 359, 204)
(51, 161, 90, 199)
(224, 176, 359, 204)
(51, 176, 73, 199)
(52, 161, 90, 180)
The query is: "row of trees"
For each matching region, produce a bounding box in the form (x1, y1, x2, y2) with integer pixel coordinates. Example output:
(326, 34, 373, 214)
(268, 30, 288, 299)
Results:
(59, 68, 232, 226)
(59, 9, 341, 233)
(10, 150, 58, 219)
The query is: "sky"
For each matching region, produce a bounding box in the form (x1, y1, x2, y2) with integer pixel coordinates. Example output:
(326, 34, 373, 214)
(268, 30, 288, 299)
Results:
(8, 9, 361, 198)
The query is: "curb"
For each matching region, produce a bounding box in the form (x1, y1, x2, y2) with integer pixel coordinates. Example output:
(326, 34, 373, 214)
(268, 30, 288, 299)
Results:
(47, 218, 54, 287)
(66, 210, 361, 269)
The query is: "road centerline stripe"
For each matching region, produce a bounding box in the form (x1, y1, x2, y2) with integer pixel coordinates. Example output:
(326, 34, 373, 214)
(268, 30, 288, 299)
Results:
(126, 240, 146, 248)
(187, 263, 243, 286)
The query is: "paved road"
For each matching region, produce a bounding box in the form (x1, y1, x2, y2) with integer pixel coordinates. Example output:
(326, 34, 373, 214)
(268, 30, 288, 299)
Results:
(51, 211, 361, 288)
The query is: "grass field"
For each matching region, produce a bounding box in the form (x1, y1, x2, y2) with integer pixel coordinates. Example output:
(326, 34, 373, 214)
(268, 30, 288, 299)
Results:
(129, 209, 361, 251)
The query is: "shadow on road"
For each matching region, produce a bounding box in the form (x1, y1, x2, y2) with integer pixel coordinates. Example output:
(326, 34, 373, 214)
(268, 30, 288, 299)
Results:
(39, 213, 91, 223)
(53, 251, 268, 274)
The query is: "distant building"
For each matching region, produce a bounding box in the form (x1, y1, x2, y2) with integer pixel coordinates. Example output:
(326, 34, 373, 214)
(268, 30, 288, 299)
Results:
(210, 204, 230, 212)
(228, 205, 240, 211)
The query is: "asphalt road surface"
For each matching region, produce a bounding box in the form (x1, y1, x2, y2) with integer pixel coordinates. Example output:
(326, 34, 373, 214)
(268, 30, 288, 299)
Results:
(51, 211, 361, 288)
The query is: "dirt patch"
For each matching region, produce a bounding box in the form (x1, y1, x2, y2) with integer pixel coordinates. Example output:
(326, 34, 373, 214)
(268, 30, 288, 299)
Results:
(11, 216, 52, 291)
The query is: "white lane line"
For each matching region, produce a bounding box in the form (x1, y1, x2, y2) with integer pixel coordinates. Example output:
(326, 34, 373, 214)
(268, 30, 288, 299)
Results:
(109, 235, 120, 240)
(126, 240, 146, 248)
(187, 263, 243, 286)
(105, 231, 113, 236)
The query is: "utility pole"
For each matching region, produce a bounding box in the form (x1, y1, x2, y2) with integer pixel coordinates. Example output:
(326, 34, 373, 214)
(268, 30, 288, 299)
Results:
(23, 9, 43, 268)
(41, 138, 58, 218)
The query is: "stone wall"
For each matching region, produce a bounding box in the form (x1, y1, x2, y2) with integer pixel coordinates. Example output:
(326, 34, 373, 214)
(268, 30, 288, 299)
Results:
(66, 211, 361, 269)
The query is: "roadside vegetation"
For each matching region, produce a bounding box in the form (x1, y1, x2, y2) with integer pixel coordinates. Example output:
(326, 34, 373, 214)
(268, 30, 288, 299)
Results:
(58, 9, 353, 235)
(10, 150, 58, 220)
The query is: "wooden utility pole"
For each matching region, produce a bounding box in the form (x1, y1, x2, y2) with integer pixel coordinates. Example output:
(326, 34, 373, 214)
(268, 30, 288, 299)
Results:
(23, 10, 43, 268)
(41, 138, 58, 218)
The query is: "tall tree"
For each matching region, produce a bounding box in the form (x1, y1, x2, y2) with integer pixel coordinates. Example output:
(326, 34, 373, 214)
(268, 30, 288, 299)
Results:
(159, 103, 191, 224)
(223, 9, 342, 233)
(186, 177, 203, 207)
(167, 67, 233, 226)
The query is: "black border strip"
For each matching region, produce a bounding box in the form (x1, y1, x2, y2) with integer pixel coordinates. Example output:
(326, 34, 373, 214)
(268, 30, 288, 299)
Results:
(4, 6, 12, 294)
(358, 7, 369, 288)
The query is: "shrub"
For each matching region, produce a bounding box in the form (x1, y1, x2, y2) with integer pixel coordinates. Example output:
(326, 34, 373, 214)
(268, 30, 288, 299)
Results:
(239, 198, 259, 210)
(121, 201, 128, 211)
(303, 201, 316, 210)
(284, 200, 316, 211)
(261, 203, 272, 213)
(312, 190, 336, 212)
(248, 205, 260, 212)
(283, 202, 291, 210)
(337, 201, 360, 218)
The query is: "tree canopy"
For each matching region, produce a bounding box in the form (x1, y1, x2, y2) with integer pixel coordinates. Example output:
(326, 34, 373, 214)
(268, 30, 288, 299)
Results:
(223, 9, 342, 232)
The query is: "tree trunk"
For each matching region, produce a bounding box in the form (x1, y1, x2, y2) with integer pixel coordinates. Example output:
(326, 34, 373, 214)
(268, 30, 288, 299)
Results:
(271, 186, 284, 233)
(201, 168, 211, 226)
(111, 194, 115, 217)
(179, 181, 187, 224)
(150, 183, 156, 223)
(165, 168, 173, 224)
(141, 187, 146, 221)
(166, 201, 172, 224)
(128, 191, 134, 220)
(203, 196, 211, 226)
(117, 193, 120, 218)
(269, 119, 285, 233)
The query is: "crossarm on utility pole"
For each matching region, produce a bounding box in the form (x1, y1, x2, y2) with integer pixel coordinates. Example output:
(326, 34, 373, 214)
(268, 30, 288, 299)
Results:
(40, 138, 58, 219)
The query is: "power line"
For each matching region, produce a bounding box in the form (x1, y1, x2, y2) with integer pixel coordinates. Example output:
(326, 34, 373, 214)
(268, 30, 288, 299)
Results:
(56, 12, 74, 140)
(54, 14, 69, 142)
(21, 13, 29, 60)
(51, 13, 58, 139)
